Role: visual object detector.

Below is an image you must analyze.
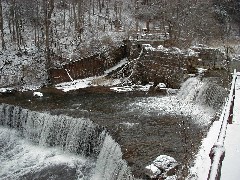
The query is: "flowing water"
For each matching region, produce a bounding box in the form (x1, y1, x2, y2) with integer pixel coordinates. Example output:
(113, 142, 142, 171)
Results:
(0, 77, 227, 179)
(0, 104, 133, 180)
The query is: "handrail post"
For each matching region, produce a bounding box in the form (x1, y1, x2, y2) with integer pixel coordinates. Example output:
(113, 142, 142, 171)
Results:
(208, 144, 225, 180)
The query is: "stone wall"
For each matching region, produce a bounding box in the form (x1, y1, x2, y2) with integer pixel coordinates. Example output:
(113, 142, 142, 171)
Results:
(131, 50, 193, 88)
(49, 45, 127, 84)
(191, 46, 226, 69)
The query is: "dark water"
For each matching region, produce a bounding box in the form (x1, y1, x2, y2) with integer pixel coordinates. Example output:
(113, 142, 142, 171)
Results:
(0, 86, 208, 179)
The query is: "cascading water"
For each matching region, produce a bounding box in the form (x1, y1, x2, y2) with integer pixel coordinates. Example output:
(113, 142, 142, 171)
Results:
(0, 104, 133, 180)
(129, 77, 227, 126)
(91, 135, 133, 180)
(177, 77, 227, 110)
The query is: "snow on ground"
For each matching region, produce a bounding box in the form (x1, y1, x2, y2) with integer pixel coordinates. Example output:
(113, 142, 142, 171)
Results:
(0, 88, 15, 93)
(0, 1, 133, 91)
(221, 124, 240, 179)
(187, 120, 221, 180)
(232, 73, 240, 125)
(55, 76, 96, 92)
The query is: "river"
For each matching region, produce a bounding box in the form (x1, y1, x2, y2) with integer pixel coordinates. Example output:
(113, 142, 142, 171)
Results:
(0, 77, 226, 179)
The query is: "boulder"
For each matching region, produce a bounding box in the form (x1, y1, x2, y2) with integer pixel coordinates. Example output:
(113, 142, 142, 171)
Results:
(145, 164, 162, 178)
(145, 155, 179, 179)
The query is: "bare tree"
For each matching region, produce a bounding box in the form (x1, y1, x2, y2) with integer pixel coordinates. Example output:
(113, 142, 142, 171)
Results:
(0, 0, 6, 49)
(44, 0, 54, 69)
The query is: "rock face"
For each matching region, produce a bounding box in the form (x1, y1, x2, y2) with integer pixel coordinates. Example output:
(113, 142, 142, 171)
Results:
(145, 155, 179, 179)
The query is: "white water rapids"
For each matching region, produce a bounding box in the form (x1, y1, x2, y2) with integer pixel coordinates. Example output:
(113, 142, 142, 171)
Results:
(129, 77, 226, 126)
(0, 104, 133, 180)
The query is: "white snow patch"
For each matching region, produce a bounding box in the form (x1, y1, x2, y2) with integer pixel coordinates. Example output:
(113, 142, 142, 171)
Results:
(142, 44, 156, 51)
(21, 85, 42, 92)
(156, 83, 167, 88)
(110, 86, 134, 92)
(186, 49, 198, 56)
(187, 121, 221, 180)
(197, 68, 208, 74)
(0, 87, 15, 93)
(145, 155, 178, 179)
(166, 175, 177, 180)
(33, 92, 43, 97)
(221, 124, 240, 179)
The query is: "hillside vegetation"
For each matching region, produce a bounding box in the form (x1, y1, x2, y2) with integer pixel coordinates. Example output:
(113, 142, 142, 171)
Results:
(0, 0, 239, 89)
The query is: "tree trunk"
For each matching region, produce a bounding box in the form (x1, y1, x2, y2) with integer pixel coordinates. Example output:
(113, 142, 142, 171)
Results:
(44, 0, 54, 69)
(0, 0, 6, 49)
(10, 0, 16, 42)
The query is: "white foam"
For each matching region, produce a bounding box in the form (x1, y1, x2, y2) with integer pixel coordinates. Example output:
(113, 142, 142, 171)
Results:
(128, 78, 219, 126)
(0, 127, 91, 180)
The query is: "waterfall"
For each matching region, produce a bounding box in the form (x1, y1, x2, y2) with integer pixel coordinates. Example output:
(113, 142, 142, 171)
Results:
(177, 77, 204, 103)
(91, 134, 134, 180)
(0, 104, 105, 157)
(0, 104, 134, 180)
(177, 77, 227, 110)
(128, 77, 227, 126)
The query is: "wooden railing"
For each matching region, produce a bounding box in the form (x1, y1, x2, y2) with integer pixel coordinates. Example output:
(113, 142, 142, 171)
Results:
(207, 69, 237, 180)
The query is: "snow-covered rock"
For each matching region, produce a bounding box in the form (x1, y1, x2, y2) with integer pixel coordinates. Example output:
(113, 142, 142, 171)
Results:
(33, 92, 43, 97)
(142, 44, 155, 51)
(157, 83, 167, 88)
(0, 87, 15, 94)
(153, 155, 178, 173)
(145, 155, 179, 179)
(145, 164, 162, 178)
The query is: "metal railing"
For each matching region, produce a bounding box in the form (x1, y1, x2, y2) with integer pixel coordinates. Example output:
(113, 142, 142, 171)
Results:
(207, 69, 237, 180)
